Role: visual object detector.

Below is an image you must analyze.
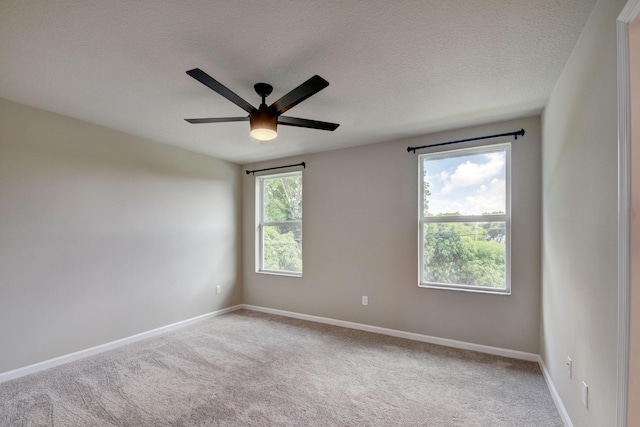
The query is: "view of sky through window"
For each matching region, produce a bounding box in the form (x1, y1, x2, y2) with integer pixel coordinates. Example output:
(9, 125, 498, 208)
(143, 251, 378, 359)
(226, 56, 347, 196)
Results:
(423, 149, 506, 216)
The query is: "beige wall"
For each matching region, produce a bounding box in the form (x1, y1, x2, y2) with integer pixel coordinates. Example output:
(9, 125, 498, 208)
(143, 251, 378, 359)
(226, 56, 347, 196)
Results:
(0, 98, 243, 374)
(629, 10, 640, 427)
(243, 116, 541, 353)
(541, 0, 627, 425)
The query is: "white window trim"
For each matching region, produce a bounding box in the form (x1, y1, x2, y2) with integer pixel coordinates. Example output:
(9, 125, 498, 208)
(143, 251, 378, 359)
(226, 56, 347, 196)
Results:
(255, 171, 303, 277)
(418, 143, 511, 295)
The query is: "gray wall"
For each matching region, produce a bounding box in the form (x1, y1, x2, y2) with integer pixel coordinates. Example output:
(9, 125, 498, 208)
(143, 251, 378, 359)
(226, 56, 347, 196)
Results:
(541, 0, 626, 425)
(0, 98, 243, 373)
(243, 116, 541, 354)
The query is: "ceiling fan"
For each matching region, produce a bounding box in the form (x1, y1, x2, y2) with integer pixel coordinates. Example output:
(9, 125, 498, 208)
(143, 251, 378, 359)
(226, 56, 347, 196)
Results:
(185, 68, 339, 142)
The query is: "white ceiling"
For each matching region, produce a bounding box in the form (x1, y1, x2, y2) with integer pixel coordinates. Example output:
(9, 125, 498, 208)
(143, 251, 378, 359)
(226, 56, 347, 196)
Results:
(0, 1, 596, 164)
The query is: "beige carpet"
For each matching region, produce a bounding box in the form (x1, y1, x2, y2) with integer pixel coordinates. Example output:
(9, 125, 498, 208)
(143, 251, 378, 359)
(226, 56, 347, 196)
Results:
(0, 310, 562, 426)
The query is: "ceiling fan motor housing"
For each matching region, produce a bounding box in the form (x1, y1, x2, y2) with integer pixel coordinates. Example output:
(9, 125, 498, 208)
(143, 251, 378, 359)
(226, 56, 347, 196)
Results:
(250, 106, 277, 141)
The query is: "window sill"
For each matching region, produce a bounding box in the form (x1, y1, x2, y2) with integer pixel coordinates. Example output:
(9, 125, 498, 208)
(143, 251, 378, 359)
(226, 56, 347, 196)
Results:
(419, 283, 511, 295)
(257, 270, 302, 278)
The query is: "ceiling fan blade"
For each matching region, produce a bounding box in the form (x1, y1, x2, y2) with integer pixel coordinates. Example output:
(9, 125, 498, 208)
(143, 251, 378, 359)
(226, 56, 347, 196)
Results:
(277, 116, 339, 131)
(185, 117, 249, 124)
(269, 75, 330, 115)
(186, 68, 255, 114)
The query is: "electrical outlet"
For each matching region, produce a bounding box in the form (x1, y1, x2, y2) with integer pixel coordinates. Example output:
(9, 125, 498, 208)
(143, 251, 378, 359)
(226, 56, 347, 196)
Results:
(362, 296, 368, 306)
(216, 285, 221, 294)
(566, 357, 572, 379)
(581, 381, 588, 408)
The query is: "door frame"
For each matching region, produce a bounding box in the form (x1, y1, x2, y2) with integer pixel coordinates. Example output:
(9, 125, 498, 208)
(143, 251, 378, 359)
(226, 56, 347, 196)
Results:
(617, 1, 640, 425)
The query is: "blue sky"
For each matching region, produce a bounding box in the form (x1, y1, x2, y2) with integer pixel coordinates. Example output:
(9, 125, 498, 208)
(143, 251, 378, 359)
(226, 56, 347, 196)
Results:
(423, 149, 506, 216)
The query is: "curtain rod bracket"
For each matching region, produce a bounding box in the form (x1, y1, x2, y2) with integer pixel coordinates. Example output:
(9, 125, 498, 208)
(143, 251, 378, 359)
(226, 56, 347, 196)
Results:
(246, 161, 306, 175)
(407, 128, 525, 154)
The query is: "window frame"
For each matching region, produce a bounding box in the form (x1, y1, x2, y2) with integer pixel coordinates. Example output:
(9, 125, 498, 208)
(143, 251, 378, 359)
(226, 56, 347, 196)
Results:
(256, 171, 303, 277)
(418, 143, 511, 294)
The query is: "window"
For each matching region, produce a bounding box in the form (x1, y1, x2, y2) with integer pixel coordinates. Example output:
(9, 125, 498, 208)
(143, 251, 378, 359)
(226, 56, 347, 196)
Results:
(257, 172, 303, 276)
(419, 143, 510, 294)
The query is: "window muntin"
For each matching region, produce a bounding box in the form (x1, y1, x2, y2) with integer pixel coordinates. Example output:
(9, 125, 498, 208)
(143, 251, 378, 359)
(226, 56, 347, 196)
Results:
(257, 172, 302, 276)
(419, 144, 510, 293)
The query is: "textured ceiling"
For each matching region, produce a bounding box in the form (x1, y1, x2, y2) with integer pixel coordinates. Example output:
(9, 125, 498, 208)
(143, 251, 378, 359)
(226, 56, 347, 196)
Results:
(0, 1, 596, 164)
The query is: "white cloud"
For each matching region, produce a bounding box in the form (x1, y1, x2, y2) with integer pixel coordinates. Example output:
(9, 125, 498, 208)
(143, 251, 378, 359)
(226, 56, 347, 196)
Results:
(428, 178, 506, 215)
(440, 152, 505, 194)
(462, 178, 505, 214)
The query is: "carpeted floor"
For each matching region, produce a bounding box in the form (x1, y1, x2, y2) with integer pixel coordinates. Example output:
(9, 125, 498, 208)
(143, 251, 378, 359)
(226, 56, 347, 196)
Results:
(0, 310, 562, 426)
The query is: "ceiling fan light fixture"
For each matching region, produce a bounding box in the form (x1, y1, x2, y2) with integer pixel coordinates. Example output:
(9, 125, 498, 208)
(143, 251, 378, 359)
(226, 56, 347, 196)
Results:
(250, 126, 277, 142)
(250, 110, 277, 142)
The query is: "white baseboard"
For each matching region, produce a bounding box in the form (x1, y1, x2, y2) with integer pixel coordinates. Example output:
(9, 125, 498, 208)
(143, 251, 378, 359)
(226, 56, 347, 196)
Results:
(538, 356, 573, 427)
(0, 304, 243, 384)
(241, 304, 539, 362)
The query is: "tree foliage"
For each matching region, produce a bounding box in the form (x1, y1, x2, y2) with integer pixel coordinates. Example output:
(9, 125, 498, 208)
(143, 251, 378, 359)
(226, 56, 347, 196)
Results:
(263, 226, 302, 272)
(423, 222, 506, 288)
(264, 176, 302, 221)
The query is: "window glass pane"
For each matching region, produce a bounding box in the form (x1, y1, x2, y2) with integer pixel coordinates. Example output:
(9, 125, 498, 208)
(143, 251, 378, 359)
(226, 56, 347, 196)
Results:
(263, 175, 302, 222)
(422, 149, 506, 217)
(263, 224, 302, 273)
(423, 221, 506, 288)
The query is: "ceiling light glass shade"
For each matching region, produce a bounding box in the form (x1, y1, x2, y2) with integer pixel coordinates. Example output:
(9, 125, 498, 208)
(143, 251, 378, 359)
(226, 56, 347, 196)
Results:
(250, 110, 277, 142)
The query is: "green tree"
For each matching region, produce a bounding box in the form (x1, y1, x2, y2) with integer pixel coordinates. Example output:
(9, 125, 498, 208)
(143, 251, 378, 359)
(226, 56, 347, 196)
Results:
(263, 226, 302, 272)
(264, 176, 302, 221)
(423, 172, 431, 216)
(423, 223, 467, 284)
(424, 222, 505, 288)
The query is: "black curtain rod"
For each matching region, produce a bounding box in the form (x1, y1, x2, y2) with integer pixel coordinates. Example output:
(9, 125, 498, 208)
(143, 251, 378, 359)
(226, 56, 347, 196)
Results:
(407, 128, 525, 154)
(246, 162, 306, 175)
